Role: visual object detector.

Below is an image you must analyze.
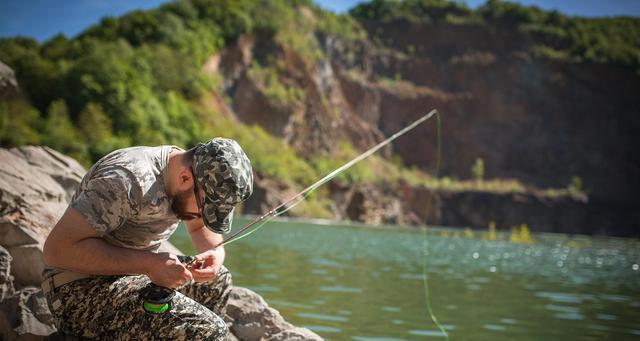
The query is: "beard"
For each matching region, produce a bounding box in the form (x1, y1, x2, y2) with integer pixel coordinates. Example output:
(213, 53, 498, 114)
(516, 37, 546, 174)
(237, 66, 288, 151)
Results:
(171, 187, 198, 220)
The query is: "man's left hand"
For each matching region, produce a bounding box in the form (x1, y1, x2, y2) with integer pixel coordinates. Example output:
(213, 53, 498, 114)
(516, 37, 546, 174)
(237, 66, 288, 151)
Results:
(188, 248, 224, 283)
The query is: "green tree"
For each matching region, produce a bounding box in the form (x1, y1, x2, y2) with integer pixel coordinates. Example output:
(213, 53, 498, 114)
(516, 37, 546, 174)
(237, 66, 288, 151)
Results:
(42, 99, 87, 162)
(0, 100, 42, 146)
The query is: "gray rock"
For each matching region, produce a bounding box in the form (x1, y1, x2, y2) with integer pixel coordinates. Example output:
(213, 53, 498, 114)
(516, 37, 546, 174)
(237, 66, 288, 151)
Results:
(0, 61, 18, 99)
(9, 146, 85, 203)
(225, 287, 322, 341)
(0, 147, 70, 286)
(0, 287, 57, 340)
(0, 246, 15, 301)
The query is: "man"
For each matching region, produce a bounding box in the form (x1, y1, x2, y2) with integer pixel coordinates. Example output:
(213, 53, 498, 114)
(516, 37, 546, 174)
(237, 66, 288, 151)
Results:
(41, 138, 253, 340)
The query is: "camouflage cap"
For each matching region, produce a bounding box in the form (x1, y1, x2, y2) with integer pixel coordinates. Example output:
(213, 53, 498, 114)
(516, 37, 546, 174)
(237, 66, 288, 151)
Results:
(193, 138, 253, 233)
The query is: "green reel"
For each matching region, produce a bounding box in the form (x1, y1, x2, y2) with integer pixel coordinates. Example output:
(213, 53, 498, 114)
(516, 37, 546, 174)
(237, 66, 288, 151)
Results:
(140, 284, 175, 314)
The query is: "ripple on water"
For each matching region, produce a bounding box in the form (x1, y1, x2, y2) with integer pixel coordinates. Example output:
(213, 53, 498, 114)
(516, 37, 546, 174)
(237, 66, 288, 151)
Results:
(554, 312, 585, 320)
(304, 325, 342, 333)
(500, 318, 517, 325)
(545, 304, 580, 313)
(600, 294, 631, 302)
(352, 337, 412, 341)
(382, 306, 402, 312)
(399, 273, 426, 280)
(245, 285, 279, 293)
(297, 312, 349, 322)
(535, 291, 584, 304)
(409, 329, 448, 337)
(319, 285, 362, 293)
(268, 300, 315, 310)
(483, 324, 506, 331)
(596, 313, 617, 321)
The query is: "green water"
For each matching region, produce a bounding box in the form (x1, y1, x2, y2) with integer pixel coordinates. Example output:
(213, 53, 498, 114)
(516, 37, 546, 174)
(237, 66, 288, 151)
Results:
(170, 218, 640, 340)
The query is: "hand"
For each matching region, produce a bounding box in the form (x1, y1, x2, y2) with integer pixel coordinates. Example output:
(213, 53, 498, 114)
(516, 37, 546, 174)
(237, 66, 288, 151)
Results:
(188, 248, 224, 283)
(145, 252, 193, 288)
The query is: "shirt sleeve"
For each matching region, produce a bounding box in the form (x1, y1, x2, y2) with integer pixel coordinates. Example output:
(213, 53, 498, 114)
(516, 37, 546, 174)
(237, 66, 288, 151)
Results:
(70, 168, 140, 236)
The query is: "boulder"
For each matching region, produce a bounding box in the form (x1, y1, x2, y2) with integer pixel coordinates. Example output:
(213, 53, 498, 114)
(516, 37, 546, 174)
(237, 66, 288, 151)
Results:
(0, 246, 15, 302)
(0, 287, 56, 341)
(225, 287, 322, 341)
(0, 148, 70, 286)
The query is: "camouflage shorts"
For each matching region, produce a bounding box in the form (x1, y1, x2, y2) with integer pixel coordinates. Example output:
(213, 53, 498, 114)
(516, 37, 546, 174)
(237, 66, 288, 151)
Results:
(44, 266, 232, 340)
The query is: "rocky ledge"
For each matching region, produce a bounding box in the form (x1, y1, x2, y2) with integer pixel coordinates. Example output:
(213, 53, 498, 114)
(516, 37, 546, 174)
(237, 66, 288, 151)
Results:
(0, 146, 321, 340)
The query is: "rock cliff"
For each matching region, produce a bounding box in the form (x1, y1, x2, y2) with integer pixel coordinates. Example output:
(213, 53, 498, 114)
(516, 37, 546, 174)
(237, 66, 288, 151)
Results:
(211, 14, 638, 236)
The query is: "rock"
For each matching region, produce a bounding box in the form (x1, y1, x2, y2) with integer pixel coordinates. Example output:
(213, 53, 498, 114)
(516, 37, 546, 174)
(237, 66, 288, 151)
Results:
(225, 287, 322, 341)
(0, 61, 18, 99)
(0, 148, 70, 286)
(0, 287, 57, 341)
(0, 246, 15, 301)
(9, 146, 85, 203)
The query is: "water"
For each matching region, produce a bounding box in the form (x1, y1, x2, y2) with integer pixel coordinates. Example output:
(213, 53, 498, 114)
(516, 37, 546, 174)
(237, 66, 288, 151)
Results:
(170, 218, 640, 340)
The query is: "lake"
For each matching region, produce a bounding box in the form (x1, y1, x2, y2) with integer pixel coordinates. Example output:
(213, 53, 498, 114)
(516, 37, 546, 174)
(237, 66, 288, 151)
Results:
(169, 217, 640, 341)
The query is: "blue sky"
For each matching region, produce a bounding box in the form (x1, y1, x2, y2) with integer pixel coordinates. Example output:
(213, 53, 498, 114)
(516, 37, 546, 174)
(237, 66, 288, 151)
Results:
(1, 0, 639, 42)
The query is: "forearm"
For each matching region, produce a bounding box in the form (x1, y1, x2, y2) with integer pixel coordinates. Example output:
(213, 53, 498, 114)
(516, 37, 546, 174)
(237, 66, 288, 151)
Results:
(187, 225, 225, 260)
(44, 236, 156, 276)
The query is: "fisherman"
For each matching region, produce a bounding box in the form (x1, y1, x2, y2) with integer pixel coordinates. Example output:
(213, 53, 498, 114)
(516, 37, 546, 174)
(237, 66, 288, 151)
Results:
(41, 138, 253, 340)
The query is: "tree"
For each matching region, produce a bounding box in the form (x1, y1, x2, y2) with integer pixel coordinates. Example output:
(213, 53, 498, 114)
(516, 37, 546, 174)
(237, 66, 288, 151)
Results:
(42, 99, 88, 162)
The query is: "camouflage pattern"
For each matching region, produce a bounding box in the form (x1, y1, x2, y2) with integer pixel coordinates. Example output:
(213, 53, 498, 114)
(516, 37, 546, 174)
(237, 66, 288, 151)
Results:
(44, 266, 233, 340)
(193, 138, 253, 233)
(45, 146, 181, 278)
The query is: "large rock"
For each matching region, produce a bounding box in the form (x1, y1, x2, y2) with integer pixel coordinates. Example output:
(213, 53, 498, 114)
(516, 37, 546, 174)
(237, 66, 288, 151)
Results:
(0, 287, 56, 341)
(0, 147, 71, 286)
(225, 287, 322, 341)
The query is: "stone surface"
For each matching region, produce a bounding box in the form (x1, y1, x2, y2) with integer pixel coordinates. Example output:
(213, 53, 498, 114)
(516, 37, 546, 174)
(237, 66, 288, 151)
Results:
(9, 147, 85, 203)
(0, 287, 56, 341)
(0, 147, 70, 286)
(0, 246, 14, 302)
(225, 287, 322, 341)
(0, 61, 18, 99)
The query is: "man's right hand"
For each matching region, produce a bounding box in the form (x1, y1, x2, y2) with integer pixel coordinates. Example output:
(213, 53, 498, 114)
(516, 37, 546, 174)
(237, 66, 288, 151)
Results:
(145, 253, 193, 288)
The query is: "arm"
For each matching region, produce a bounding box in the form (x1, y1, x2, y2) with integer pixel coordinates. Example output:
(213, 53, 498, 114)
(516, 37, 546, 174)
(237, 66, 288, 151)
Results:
(43, 207, 192, 288)
(184, 218, 225, 282)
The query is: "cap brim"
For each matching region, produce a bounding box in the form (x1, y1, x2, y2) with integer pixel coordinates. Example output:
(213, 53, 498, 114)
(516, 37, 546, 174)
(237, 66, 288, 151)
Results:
(202, 197, 234, 234)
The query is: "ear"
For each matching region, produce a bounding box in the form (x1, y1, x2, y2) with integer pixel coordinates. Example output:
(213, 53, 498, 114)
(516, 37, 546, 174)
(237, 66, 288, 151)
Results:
(176, 167, 194, 190)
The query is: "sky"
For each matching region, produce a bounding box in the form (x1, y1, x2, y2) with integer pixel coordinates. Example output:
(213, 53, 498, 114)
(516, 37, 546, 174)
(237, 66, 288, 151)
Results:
(1, 0, 639, 42)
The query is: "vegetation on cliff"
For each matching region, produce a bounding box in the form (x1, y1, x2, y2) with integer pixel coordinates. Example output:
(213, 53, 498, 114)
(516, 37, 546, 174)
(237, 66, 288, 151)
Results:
(0, 0, 600, 223)
(351, 0, 640, 69)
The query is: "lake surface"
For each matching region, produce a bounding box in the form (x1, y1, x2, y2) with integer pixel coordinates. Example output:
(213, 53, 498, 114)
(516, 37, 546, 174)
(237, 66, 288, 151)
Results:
(170, 218, 640, 341)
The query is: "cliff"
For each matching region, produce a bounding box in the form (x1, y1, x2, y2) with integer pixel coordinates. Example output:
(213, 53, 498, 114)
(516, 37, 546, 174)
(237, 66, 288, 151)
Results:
(0, 0, 637, 236)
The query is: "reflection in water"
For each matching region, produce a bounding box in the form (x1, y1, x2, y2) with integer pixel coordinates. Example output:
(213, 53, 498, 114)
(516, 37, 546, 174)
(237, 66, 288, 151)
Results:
(170, 218, 640, 340)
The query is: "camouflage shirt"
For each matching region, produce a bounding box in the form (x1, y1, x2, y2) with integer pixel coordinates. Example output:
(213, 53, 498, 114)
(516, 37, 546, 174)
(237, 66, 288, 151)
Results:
(45, 145, 182, 277)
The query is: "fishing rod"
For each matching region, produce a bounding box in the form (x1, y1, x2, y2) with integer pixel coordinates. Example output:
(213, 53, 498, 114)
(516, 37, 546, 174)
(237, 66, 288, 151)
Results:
(215, 108, 439, 248)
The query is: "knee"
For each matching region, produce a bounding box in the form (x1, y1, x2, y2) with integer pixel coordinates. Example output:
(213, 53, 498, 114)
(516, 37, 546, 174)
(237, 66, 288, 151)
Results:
(217, 265, 232, 288)
(186, 313, 228, 341)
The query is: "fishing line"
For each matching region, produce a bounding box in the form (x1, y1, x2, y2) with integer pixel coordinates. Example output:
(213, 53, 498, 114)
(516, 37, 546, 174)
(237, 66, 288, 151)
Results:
(420, 111, 450, 340)
(215, 108, 449, 338)
(216, 109, 439, 248)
